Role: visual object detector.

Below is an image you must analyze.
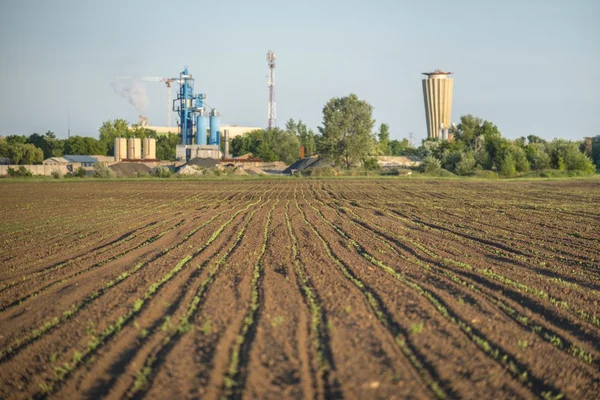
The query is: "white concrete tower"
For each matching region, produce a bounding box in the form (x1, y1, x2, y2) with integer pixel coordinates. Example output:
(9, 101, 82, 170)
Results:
(422, 70, 454, 140)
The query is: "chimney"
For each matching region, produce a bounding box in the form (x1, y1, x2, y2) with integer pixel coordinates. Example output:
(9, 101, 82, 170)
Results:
(300, 146, 305, 159)
(224, 129, 230, 158)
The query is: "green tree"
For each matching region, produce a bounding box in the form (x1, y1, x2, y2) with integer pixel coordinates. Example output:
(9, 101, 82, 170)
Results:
(156, 134, 179, 161)
(455, 151, 476, 176)
(500, 152, 517, 177)
(8, 143, 44, 164)
(99, 119, 130, 156)
(389, 138, 410, 156)
(455, 115, 483, 147)
(319, 94, 375, 168)
(377, 123, 392, 155)
(421, 155, 441, 173)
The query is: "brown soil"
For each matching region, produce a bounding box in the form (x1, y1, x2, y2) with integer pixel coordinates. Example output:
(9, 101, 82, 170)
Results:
(0, 179, 599, 399)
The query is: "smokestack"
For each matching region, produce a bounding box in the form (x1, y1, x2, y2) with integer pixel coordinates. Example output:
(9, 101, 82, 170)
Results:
(224, 129, 230, 158)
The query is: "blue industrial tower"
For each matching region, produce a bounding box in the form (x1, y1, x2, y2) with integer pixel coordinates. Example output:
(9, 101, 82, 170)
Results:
(173, 67, 220, 147)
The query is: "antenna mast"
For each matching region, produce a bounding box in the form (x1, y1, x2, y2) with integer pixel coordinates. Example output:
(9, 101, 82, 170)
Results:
(267, 50, 277, 129)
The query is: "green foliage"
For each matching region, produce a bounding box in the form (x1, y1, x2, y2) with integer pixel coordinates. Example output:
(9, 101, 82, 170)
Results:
(318, 94, 375, 168)
(422, 114, 595, 178)
(75, 167, 87, 177)
(546, 140, 595, 174)
(92, 164, 115, 178)
(153, 166, 172, 178)
(377, 123, 392, 155)
(363, 157, 380, 170)
(230, 128, 300, 164)
(7, 165, 33, 177)
(156, 134, 179, 161)
(421, 155, 441, 173)
(51, 170, 63, 179)
(500, 152, 517, 177)
(98, 119, 131, 155)
(63, 136, 107, 156)
(27, 131, 64, 158)
(287, 119, 316, 156)
(389, 138, 411, 156)
(7, 143, 44, 164)
(441, 150, 462, 172)
(455, 152, 476, 176)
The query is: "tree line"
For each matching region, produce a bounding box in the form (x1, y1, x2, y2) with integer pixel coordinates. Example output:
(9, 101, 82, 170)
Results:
(234, 94, 596, 176)
(0, 119, 179, 164)
(2, 96, 598, 176)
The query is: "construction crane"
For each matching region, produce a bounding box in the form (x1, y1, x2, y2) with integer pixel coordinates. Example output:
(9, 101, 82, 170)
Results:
(117, 76, 179, 127)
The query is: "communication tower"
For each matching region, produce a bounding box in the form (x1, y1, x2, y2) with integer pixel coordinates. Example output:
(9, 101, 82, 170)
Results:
(267, 50, 277, 129)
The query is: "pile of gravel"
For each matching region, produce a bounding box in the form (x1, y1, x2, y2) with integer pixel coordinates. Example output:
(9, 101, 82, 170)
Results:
(187, 157, 219, 168)
(109, 163, 151, 177)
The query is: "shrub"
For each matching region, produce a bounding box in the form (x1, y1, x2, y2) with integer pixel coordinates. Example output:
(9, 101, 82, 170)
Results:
(93, 164, 116, 178)
(75, 167, 87, 177)
(421, 156, 441, 173)
(362, 157, 380, 170)
(51, 170, 63, 179)
(153, 166, 172, 178)
(500, 153, 517, 177)
(455, 152, 476, 176)
(474, 170, 499, 179)
(426, 168, 456, 177)
(7, 166, 33, 177)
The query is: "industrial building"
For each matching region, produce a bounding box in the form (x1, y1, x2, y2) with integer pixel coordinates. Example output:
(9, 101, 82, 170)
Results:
(114, 138, 157, 161)
(422, 70, 454, 140)
(135, 125, 261, 139)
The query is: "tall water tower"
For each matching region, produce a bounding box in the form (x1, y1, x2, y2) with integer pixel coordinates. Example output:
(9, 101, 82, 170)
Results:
(422, 70, 454, 140)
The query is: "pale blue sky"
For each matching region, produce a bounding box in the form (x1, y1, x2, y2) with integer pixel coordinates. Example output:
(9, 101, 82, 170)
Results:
(0, 0, 598, 142)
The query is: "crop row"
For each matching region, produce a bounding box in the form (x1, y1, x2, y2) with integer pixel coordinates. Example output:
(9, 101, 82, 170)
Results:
(300, 188, 565, 399)
(30, 192, 268, 398)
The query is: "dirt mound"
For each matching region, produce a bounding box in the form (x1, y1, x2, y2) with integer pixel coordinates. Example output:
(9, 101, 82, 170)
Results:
(232, 167, 248, 176)
(188, 157, 218, 167)
(245, 167, 266, 175)
(109, 163, 151, 177)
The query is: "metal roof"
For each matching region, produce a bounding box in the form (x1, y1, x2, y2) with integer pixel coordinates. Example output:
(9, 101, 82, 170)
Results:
(63, 155, 99, 163)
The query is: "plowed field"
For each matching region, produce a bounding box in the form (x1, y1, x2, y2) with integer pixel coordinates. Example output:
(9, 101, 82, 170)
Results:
(1, 180, 599, 399)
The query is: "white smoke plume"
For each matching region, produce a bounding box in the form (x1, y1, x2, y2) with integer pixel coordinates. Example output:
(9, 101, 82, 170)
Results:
(111, 80, 149, 112)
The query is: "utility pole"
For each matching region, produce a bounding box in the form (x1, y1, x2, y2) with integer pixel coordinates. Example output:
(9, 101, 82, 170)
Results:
(68, 113, 71, 139)
(267, 50, 277, 129)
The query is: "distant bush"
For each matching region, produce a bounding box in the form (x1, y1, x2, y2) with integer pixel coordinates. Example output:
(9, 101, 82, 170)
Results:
(474, 170, 499, 179)
(51, 170, 63, 179)
(93, 164, 116, 178)
(75, 167, 87, 177)
(421, 156, 441, 173)
(7, 165, 33, 177)
(362, 157, 380, 170)
(153, 166, 172, 178)
(424, 168, 456, 177)
(136, 170, 149, 178)
(455, 152, 476, 176)
(522, 169, 592, 178)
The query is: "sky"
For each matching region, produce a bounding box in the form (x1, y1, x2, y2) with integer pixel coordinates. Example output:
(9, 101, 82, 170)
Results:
(0, 0, 598, 143)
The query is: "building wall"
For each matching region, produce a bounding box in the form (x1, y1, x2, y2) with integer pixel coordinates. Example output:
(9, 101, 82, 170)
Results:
(0, 164, 82, 176)
(422, 75, 453, 139)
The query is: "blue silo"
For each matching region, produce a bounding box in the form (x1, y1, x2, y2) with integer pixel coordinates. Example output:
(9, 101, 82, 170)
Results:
(209, 110, 220, 145)
(196, 112, 207, 145)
